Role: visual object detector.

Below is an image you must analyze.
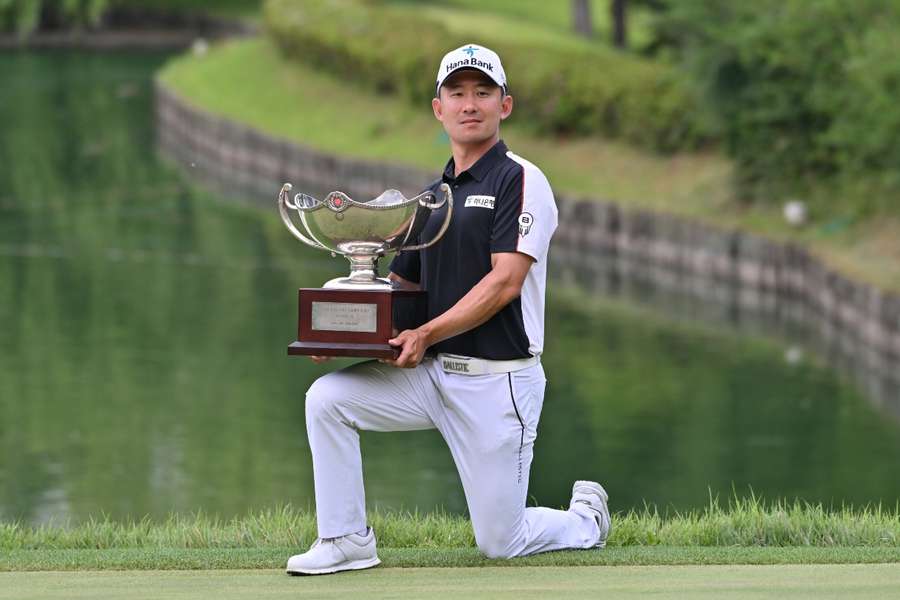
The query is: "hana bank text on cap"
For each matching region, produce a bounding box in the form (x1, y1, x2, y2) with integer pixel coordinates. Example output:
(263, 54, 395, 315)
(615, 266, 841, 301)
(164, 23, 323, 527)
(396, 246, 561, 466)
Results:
(435, 44, 507, 95)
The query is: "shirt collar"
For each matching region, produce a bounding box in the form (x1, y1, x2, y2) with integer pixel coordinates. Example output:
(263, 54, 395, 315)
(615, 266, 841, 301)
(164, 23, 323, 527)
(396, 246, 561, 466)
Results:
(442, 139, 508, 183)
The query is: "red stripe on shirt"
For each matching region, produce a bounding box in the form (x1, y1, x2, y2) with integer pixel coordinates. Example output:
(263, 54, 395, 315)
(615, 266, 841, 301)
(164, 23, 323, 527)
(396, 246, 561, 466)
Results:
(516, 163, 525, 251)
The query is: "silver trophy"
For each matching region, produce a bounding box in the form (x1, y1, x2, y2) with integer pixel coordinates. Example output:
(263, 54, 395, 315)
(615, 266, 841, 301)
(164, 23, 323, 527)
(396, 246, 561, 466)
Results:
(277, 182, 453, 289)
(277, 182, 453, 358)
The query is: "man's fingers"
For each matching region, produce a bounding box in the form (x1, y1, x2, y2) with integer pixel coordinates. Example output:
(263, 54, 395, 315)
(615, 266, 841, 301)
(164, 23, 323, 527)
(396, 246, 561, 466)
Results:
(393, 337, 421, 368)
(395, 344, 413, 367)
(384, 329, 425, 368)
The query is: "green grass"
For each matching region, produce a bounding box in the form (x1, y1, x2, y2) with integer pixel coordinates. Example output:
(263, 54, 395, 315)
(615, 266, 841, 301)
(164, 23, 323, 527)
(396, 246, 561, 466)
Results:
(3, 497, 899, 554)
(158, 38, 733, 219)
(158, 37, 900, 292)
(394, 0, 656, 51)
(3, 564, 900, 599)
(122, 0, 262, 20)
(402, 4, 618, 52)
(3, 547, 900, 571)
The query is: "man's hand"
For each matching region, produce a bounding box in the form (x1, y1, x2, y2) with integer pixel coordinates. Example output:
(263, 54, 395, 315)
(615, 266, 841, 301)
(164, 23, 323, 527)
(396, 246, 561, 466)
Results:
(379, 253, 532, 369)
(310, 356, 334, 364)
(385, 328, 430, 368)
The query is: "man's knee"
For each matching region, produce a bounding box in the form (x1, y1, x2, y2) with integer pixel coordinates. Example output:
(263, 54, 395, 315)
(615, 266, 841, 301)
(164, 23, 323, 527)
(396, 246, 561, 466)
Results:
(475, 530, 519, 560)
(305, 374, 344, 422)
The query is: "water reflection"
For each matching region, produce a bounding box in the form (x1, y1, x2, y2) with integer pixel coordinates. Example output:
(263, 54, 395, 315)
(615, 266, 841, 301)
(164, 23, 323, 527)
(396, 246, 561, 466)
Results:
(550, 245, 900, 422)
(1, 50, 899, 525)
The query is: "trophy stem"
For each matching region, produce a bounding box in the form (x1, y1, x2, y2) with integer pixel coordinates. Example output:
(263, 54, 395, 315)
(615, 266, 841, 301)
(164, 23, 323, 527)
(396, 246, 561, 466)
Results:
(348, 254, 379, 282)
(322, 253, 393, 290)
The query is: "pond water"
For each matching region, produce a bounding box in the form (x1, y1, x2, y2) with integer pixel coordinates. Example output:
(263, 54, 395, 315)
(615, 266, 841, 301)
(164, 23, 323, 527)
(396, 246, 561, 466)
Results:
(1, 50, 899, 525)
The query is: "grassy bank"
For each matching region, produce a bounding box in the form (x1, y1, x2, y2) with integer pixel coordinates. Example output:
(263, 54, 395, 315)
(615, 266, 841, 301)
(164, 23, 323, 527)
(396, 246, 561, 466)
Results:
(3, 500, 899, 571)
(159, 38, 729, 210)
(396, 0, 656, 52)
(158, 38, 900, 292)
(119, 0, 262, 20)
(4, 498, 898, 556)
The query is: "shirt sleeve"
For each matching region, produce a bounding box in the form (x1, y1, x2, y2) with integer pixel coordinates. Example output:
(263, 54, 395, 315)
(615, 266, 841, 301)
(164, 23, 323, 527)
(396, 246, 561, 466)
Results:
(490, 161, 558, 263)
(389, 249, 421, 284)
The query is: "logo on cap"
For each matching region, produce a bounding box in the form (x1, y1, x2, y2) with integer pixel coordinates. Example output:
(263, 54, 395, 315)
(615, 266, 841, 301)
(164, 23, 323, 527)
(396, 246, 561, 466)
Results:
(436, 43, 507, 94)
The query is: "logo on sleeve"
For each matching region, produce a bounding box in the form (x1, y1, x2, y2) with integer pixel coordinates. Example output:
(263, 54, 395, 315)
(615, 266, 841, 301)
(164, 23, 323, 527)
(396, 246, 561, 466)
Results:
(518, 212, 534, 236)
(464, 195, 495, 209)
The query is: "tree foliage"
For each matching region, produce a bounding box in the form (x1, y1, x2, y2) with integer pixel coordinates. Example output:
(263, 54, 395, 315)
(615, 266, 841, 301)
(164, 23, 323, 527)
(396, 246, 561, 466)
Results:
(653, 0, 900, 209)
(265, 0, 711, 153)
(0, 0, 108, 35)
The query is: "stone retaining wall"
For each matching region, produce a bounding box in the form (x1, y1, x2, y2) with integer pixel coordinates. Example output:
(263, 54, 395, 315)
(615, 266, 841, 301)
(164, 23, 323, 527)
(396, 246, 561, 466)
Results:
(155, 81, 900, 415)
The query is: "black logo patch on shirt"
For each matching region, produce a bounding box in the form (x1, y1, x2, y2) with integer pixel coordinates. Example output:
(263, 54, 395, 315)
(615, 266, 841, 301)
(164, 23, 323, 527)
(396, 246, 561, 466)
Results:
(518, 212, 534, 236)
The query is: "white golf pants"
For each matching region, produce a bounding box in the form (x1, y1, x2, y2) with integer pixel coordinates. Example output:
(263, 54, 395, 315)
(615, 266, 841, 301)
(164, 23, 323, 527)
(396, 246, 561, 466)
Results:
(304, 358, 601, 558)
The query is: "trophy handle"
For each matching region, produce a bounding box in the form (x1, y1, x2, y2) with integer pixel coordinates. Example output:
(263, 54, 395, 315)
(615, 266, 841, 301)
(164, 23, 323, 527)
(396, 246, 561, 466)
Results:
(277, 183, 334, 253)
(398, 183, 454, 252)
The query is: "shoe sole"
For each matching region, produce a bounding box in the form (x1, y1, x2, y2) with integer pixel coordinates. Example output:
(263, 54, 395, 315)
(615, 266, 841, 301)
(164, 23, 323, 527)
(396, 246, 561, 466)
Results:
(286, 556, 381, 576)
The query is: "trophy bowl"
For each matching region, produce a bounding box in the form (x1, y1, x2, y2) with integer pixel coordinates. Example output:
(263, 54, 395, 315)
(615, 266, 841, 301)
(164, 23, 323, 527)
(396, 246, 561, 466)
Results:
(277, 183, 453, 358)
(278, 184, 452, 290)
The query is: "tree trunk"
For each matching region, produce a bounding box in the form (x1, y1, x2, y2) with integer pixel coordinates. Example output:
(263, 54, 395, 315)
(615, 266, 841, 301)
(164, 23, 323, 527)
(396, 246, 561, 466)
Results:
(572, 0, 592, 38)
(611, 0, 627, 48)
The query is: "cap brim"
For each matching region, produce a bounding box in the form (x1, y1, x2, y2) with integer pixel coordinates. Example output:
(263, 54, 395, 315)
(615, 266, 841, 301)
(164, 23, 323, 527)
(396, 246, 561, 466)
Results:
(436, 67, 506, 95)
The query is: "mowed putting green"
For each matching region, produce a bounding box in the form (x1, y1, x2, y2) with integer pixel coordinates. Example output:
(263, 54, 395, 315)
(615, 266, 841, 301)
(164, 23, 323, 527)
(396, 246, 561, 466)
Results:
(2, 564, 899, 600)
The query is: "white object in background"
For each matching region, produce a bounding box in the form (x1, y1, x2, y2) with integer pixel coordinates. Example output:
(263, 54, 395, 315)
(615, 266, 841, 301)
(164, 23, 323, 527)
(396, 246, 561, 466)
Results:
(783, 200, 807, 227)
(784, 346, 804, 366)
(192, 38, 209, 57)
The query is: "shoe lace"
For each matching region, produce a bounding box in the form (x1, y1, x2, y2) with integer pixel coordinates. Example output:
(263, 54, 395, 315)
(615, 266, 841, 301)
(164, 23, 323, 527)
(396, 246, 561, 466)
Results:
(311, 537, 336, 550)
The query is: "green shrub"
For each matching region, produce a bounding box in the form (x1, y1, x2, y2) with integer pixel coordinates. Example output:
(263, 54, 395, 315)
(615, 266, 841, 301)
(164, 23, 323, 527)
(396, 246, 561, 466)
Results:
(0, 0, 107, 35)
(263, 0, 710, 153)
(0, 0, 259, 35)
(654, 0, 900, 208)
(825, 24, 900, 193)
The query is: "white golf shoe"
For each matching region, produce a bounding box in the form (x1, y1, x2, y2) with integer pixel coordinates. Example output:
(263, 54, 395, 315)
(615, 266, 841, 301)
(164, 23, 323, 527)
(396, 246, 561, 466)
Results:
(569, 480, 612, 548)
(286, 527, 381, 575)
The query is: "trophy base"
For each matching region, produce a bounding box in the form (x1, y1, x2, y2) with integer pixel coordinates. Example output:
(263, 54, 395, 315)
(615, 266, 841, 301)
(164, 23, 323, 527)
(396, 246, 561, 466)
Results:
(288, 340, 398, 359)
(288, 288, 426, 359)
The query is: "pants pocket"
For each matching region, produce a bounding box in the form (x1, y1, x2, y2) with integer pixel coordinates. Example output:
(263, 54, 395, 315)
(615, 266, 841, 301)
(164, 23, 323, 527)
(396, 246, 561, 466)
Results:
(507, 369, 545, 446)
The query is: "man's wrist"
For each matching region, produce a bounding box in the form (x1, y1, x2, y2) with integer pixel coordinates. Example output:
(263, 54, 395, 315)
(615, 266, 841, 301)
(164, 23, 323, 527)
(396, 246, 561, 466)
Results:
(418, 322, 438, 347)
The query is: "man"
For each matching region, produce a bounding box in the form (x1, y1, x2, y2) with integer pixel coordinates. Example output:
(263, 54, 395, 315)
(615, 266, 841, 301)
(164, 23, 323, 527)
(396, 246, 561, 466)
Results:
(286, 43, 611, 575)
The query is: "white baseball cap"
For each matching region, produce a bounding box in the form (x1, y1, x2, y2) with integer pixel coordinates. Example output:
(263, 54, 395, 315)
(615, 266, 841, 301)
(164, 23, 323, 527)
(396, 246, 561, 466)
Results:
(435, 43, 507, 95)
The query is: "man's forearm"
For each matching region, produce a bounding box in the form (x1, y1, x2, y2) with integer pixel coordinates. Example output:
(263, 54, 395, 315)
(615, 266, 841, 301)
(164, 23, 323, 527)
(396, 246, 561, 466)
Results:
(419, 268, 520, 348)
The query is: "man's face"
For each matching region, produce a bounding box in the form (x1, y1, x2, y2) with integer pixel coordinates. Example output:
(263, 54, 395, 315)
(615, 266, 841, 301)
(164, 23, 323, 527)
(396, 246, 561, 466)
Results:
(432, 70, 513, 146)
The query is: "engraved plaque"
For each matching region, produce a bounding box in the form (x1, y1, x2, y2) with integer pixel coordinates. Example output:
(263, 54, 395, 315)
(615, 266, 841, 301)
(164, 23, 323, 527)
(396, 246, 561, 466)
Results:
(290, 288, 425, 359)
(311, 301, 378, 333)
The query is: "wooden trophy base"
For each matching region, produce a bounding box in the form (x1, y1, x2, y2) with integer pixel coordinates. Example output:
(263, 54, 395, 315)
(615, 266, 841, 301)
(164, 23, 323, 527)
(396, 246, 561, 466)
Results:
(287, 288, 426, 359)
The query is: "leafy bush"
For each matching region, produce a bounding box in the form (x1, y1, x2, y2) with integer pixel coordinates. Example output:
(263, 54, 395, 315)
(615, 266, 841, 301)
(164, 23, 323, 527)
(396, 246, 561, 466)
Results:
(0, 0, 107, 35)
(653, 0, 900, 208)
(0, 0, 259, 35)
(263, 0, 710, 153)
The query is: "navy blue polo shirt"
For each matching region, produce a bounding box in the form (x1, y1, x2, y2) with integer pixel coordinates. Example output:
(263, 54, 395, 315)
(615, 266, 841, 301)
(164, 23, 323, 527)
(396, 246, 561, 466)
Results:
(389, 139, 558, 360)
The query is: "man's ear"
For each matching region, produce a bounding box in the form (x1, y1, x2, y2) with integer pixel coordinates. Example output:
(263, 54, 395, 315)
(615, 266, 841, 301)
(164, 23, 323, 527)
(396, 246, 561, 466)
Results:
(500, 94, 513, 121)
(432, 96, 443, 121)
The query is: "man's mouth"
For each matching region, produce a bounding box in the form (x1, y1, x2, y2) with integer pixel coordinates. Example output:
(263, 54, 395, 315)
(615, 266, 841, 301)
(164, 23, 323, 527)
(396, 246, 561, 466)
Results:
(460, 119, 481, 125)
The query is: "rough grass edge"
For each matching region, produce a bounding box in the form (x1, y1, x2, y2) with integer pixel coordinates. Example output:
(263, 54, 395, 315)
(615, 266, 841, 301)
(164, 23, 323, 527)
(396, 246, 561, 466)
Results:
(3, 495, 899, 551)
(4, 546, 900, 571)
